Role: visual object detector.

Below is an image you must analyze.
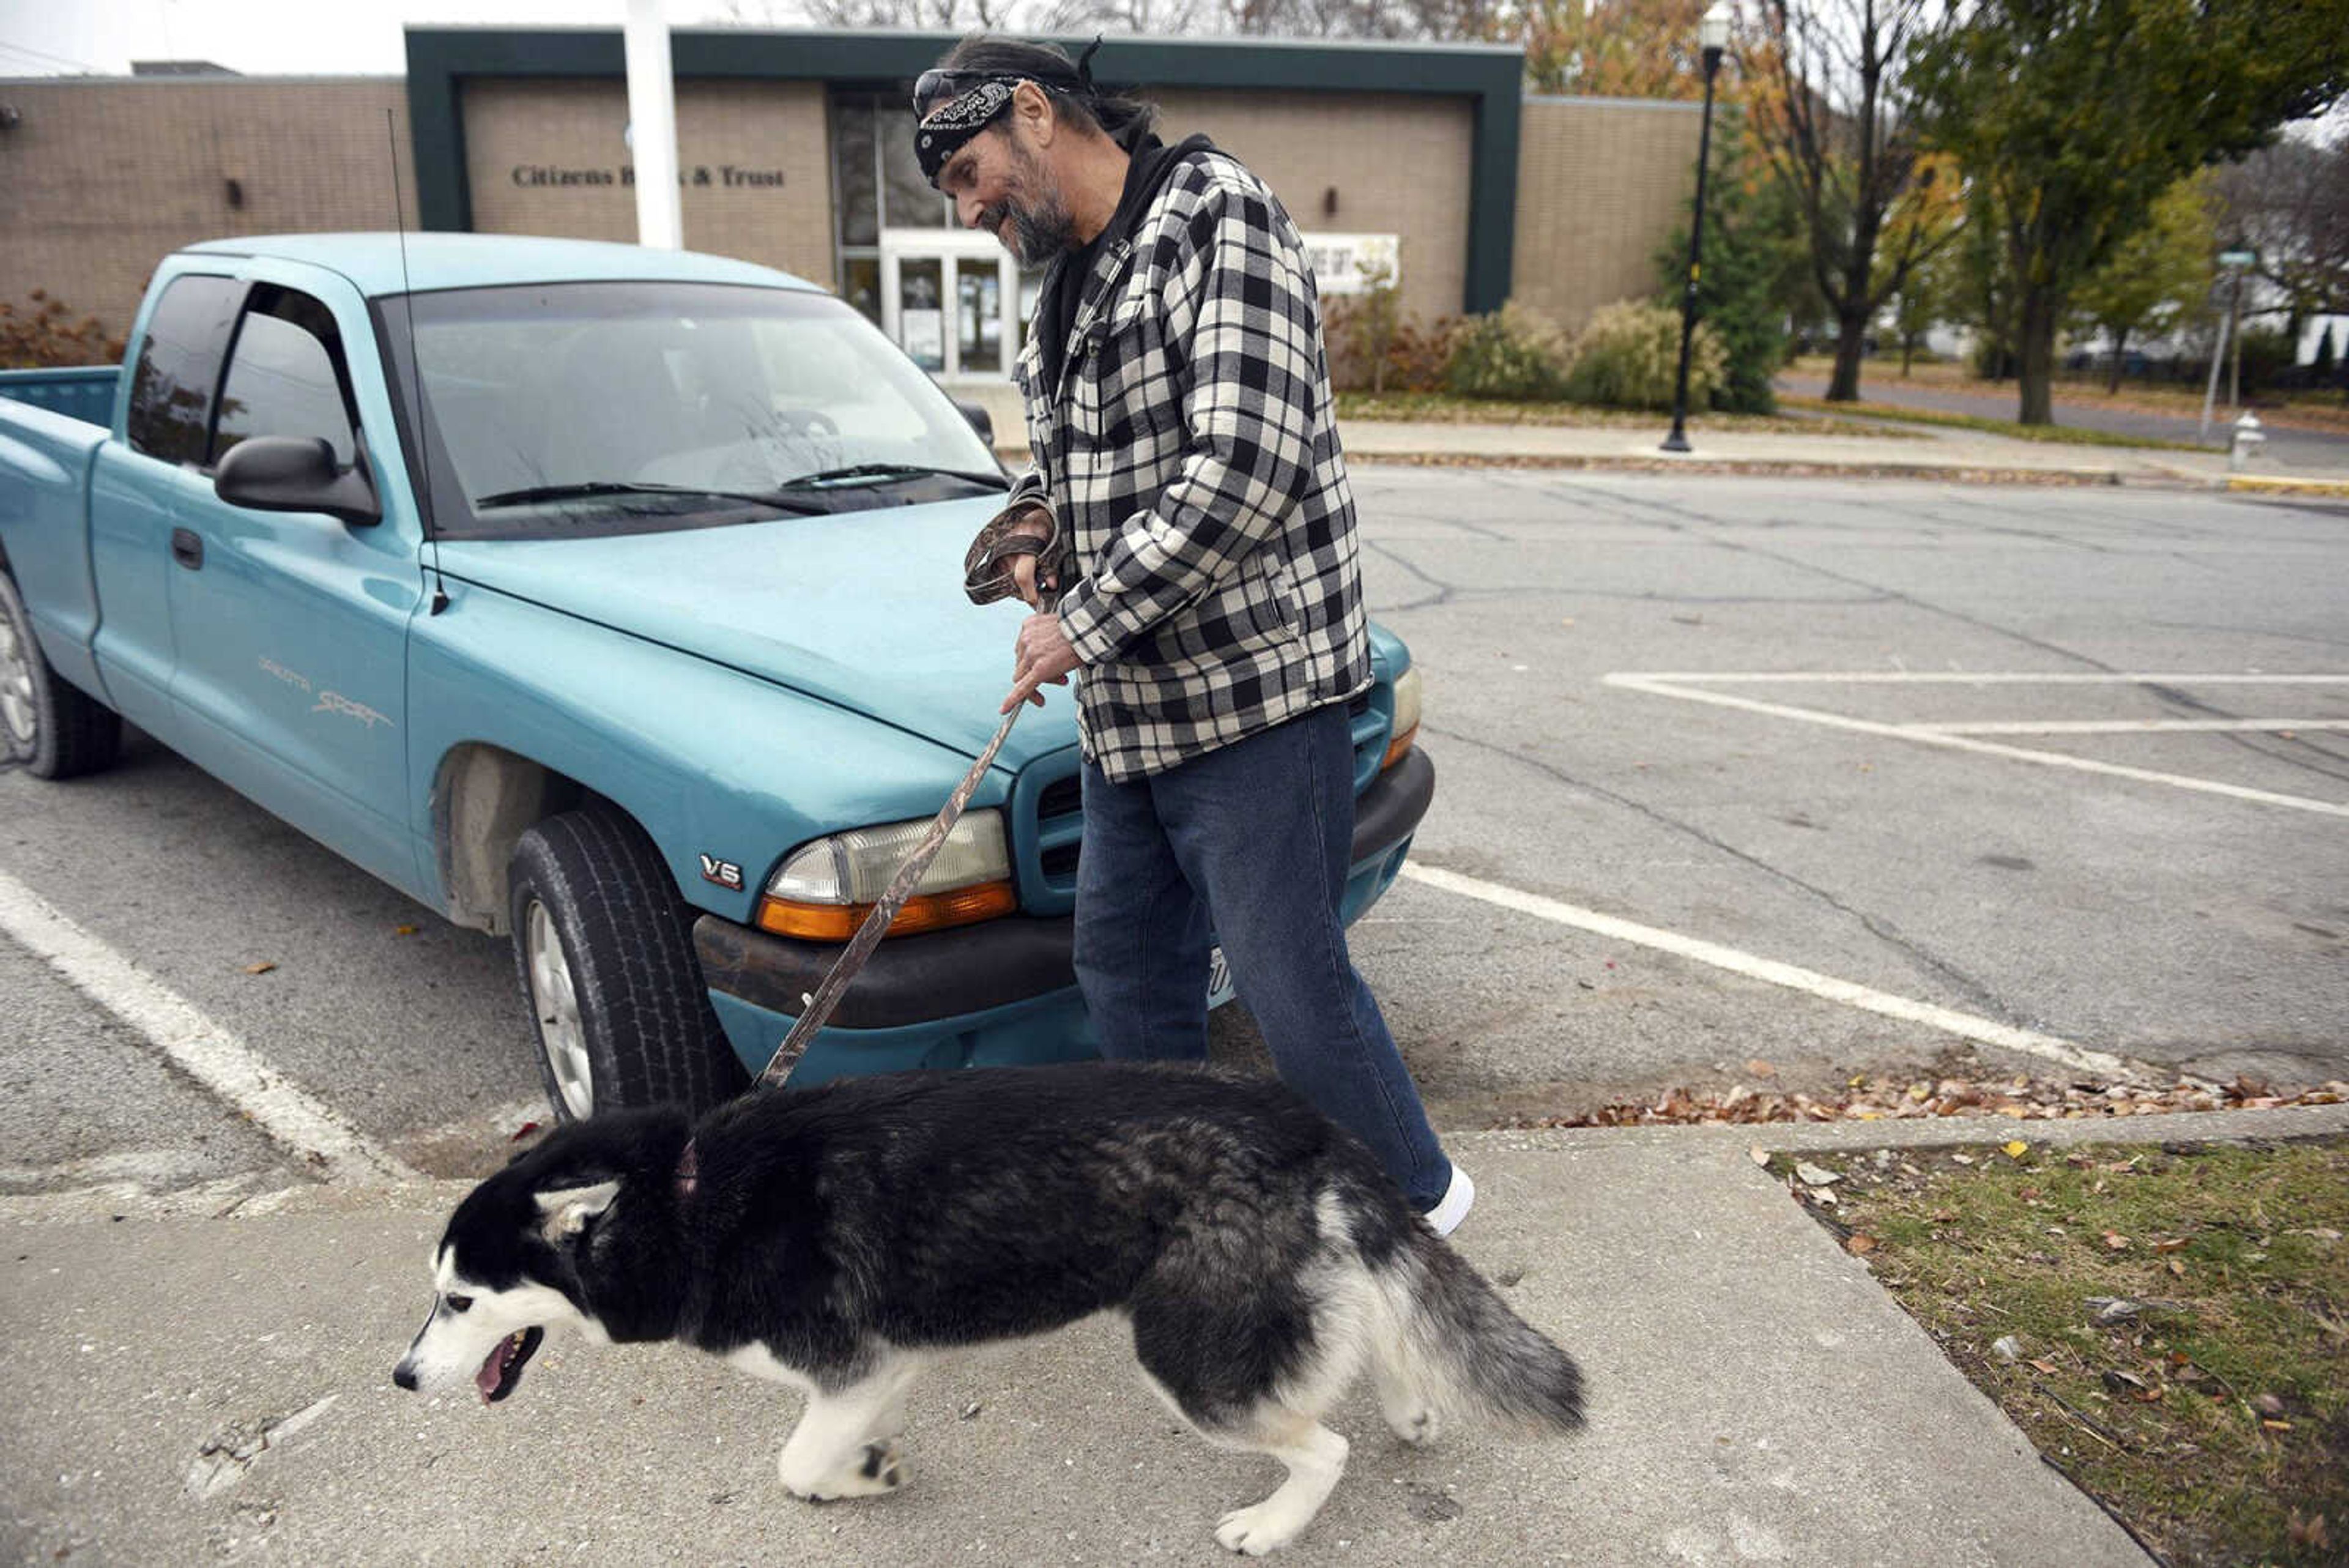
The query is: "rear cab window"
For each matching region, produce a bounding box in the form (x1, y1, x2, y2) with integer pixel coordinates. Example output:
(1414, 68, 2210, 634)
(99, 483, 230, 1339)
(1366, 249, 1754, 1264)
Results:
(125, 273, 244, 465)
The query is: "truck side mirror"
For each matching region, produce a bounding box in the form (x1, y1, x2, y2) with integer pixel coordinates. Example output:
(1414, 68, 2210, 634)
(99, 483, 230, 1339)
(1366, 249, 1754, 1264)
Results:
(213, 436, 380, 527)
(954, 398, 995, 445)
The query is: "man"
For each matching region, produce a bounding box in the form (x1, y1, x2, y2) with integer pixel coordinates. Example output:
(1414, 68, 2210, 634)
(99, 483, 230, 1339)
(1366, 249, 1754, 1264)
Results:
(921, 37, 1472, 1236)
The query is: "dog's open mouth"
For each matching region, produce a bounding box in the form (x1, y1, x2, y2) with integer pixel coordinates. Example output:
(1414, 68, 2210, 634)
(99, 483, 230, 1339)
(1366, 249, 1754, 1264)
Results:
(476, 1327, 543, 1404)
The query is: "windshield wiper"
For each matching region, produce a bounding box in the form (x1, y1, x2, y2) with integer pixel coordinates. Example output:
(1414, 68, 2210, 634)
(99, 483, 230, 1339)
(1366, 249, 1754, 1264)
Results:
(473, 481, 828, 514)
(773, 463, 1008, 492)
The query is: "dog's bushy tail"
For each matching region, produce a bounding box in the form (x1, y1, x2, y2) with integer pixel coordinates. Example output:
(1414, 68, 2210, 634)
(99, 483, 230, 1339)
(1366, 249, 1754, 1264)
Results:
(1369, 1226, 1585, 1433)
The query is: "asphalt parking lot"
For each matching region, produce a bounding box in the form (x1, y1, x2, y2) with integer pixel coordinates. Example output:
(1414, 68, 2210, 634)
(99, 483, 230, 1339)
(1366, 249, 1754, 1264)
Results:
(4, 471, 2345, 1199)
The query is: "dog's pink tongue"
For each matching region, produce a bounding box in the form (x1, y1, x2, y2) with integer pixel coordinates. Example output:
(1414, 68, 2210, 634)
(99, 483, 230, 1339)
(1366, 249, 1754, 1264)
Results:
(475, 1343, 506, 1402)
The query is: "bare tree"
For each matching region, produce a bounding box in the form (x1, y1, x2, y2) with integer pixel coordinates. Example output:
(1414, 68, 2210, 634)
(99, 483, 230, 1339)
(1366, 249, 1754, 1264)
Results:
(1749, 0, 1951, 401)
(711, 0, 1496, 39)
(2210, 136, 2349, 329)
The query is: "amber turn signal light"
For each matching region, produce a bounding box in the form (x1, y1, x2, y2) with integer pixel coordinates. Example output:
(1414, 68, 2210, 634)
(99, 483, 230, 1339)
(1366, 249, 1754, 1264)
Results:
(755, 880, 1019, 941)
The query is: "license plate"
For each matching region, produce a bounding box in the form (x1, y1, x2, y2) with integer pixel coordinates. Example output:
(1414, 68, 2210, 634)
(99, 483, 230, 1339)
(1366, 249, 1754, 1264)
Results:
(1206, 945, 1236, 1008)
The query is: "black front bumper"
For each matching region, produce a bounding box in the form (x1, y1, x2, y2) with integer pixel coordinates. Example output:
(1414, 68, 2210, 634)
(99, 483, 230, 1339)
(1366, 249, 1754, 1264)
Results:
(693, 745, 1435, 1028)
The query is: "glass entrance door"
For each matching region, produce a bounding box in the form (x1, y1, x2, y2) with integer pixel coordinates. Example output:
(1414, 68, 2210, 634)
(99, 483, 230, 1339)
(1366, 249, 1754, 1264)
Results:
(956, 260, 1004, 376)
(881, 229, 1020, 381)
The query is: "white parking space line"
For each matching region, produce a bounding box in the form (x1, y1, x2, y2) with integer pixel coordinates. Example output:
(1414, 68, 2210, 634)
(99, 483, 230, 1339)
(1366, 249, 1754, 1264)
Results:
(1401, 863, 2134, 1080)
(1911, 719, 2349, 736)
(1603, 672, 2349, 819)
(1617, 673, 2349, 685)
(0, 868, 418, 1186)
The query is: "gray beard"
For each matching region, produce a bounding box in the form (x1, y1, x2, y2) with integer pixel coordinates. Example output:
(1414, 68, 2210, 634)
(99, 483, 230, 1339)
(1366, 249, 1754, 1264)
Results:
(1003, 193, 1077, 268)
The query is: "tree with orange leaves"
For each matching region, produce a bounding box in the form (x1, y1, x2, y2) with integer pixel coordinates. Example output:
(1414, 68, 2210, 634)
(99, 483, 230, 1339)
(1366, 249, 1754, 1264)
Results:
(1746, 0, 1955, 404)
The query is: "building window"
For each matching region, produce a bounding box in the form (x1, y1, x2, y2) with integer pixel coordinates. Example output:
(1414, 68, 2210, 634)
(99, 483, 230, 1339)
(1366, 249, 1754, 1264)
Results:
(831, 89, 951, 329)
(831, 95, 878, 248)
(880, 111, 949, 231)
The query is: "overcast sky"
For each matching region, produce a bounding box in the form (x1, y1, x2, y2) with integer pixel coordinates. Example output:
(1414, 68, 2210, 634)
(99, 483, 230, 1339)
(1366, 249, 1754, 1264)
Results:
(0, 1, 805, 79)
(2, 0, 2341, 144)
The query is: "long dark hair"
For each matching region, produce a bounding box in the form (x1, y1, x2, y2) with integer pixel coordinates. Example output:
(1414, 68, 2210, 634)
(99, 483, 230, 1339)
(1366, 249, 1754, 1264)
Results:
(928, 36, 1158, 154)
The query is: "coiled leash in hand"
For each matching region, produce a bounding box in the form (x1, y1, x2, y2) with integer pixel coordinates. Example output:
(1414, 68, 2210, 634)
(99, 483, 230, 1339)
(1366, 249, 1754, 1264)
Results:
(755, 703, 1025, 1090)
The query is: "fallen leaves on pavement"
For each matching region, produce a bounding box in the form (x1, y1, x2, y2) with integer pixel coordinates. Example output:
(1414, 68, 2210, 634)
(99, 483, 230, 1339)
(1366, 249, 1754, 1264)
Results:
(1505, 1072, 2346, 1130)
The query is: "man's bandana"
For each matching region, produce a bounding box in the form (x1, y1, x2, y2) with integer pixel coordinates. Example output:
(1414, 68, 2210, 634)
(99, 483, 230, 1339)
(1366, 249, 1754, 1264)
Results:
(917, 80, 1018, 188)
(916, 40, 1105, 188)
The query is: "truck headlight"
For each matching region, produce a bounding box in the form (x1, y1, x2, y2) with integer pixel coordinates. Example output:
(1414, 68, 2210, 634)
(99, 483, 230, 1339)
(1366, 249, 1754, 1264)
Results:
(755, 809, 1017, 940)
(1381, 665, 1422, 771)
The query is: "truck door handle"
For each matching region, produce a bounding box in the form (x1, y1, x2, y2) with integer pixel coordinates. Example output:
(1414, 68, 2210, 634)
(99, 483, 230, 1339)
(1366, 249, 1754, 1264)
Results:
(171, 528, 204, 570)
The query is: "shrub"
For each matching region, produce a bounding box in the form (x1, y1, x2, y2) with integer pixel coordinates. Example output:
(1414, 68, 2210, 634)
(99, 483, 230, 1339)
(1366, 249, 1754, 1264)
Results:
(1650, 119, 1811, 413)
(1562, 300, 1726, 412)
(0, 291, 125, 370)
(1381, 314, 1460, 394)
(1334, 259, 1401, 395)
(1443, 300, 1571, 400)
(1324, 263, 1457, 396)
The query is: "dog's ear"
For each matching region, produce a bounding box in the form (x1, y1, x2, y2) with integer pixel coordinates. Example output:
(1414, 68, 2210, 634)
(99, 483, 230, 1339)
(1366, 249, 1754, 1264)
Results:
(534, 1180, 620, 1244)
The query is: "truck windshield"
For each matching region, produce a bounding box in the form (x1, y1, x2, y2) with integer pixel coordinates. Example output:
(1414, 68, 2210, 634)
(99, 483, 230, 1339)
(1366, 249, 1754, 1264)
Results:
(376, 281, 1007, 540)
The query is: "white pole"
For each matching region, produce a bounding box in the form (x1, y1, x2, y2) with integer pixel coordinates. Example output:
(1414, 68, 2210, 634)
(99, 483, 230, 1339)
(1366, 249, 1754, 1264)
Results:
(625, 0, 683, 251)
(2199, 288, 2232, 440)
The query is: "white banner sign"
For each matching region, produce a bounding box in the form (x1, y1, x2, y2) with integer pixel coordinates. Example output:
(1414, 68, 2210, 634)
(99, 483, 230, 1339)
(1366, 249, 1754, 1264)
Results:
(1301, 232, 1400, 296)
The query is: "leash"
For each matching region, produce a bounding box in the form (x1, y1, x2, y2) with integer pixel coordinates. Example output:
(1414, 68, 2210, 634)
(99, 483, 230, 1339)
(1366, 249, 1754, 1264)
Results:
(755, 704, 1025, 1090)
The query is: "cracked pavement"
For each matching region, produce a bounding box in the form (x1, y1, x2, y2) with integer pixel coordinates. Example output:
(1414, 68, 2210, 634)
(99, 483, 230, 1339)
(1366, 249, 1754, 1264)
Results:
(3, 471, 2345, 1192)
(1323, 470, 2349, 1120)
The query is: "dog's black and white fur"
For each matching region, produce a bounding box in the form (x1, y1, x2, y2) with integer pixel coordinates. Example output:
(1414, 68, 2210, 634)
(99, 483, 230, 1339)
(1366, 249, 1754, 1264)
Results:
(395, 1063, 1583, 1555)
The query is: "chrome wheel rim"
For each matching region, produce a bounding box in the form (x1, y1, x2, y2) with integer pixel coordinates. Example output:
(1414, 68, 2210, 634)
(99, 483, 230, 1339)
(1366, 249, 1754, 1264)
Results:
(524, 900, 592, 1118)
(0, 609, 36, 754)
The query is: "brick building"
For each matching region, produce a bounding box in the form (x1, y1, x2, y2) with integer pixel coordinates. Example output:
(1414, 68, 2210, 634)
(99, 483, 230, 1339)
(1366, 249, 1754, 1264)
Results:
(0, 29, 1702, 388)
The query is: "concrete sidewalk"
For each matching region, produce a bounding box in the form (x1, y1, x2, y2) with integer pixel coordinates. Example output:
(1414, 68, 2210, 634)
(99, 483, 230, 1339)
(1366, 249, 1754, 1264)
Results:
(18, 1108, 2342, 1566)
(963, 374, 2349, 491)
(1333, 416, 2349, 494)
(1775, 371, 2349, 476)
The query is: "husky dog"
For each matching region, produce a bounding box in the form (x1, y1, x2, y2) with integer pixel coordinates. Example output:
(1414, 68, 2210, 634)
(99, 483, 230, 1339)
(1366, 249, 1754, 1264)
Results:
(394, 1063, 1583, 1555)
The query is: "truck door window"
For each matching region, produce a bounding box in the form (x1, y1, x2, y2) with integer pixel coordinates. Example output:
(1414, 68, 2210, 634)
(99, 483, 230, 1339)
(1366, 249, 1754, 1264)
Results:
(125, 273, 244, 467)
(211, 287, 360, 469)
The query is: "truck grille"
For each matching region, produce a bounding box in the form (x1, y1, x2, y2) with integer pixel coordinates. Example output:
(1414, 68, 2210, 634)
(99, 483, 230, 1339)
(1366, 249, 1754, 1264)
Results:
(1009, 689, 1392, 915)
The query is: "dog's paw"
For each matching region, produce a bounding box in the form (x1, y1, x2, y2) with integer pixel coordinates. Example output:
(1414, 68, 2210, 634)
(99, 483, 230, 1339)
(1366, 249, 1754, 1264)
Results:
(856, 1440, 908, 1492)
(1384, 1406, 1439, 1446)
(787, 1441, 910, 1502)
(1215, 1502, 1305, 1556)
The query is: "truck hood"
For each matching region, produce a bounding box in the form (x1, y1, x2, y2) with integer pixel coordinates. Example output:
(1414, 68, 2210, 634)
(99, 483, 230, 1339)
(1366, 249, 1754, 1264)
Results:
(434, 497, 1075, 767)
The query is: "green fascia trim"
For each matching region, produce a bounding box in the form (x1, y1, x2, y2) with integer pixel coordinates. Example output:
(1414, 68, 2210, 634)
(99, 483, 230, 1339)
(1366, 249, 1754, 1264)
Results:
(404, 28, 1523, 313)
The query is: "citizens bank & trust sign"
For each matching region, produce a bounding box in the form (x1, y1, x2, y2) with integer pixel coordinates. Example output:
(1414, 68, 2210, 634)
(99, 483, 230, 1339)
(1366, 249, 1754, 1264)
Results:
(510, 165, 788, 189)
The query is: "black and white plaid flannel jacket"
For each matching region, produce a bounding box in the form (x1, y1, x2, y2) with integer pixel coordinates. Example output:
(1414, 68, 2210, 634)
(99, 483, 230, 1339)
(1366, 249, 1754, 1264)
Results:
(1011, 148, 1373, 782)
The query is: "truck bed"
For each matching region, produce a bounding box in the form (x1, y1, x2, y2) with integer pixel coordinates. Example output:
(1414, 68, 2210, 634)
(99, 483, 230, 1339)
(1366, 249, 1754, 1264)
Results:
(0, 376, 117, 700)
(0, 366, 121, 430)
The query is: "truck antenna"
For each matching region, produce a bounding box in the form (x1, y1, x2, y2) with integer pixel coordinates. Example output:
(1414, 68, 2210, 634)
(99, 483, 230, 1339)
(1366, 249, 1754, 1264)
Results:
(386, 110, 450, 616)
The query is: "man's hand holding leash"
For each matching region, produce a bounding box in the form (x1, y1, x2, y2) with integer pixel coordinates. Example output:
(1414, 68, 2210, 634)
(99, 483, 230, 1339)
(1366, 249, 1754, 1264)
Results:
(973, 505, 1077, 712)
(1004, 609, 1078, 712)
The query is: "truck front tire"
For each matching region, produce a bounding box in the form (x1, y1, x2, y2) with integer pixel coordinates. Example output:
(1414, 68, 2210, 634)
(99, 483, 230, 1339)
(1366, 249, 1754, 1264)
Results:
(0, 570, 122, 780)
(507, 803, 748, 1121)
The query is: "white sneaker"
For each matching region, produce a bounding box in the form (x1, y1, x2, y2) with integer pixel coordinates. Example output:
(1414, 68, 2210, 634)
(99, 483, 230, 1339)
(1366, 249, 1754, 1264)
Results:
(1422, 1164, 1475, 1238)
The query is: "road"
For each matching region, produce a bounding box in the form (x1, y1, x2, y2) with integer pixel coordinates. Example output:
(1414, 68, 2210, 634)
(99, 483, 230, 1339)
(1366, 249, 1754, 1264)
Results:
(5, 471, 2346, 1202)
(1777, 370, 2349, 472)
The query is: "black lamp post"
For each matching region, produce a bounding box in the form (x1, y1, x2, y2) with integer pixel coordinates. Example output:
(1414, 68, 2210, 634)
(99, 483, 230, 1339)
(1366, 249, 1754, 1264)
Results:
(1662, 3, 1734, 454)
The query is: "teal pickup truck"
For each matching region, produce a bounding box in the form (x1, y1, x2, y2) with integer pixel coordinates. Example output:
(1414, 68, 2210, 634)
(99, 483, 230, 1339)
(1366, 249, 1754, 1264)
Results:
(0, 234, 1433, 1119)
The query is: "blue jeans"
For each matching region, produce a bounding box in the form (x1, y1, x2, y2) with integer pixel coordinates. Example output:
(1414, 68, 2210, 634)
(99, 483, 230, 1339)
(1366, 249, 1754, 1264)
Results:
(1073, 702, 1453, 1210)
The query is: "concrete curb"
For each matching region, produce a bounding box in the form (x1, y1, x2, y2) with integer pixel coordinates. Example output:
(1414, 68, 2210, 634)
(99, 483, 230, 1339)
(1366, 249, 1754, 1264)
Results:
(9, 1104, 2340, 1228)
(1329, 453, 2147, 486)
(2225, 472, 2349, 499)
(1466, 1100, 2349, 1159)
(986, 442, 2274, 491)
(993, 440, 2170, 488)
